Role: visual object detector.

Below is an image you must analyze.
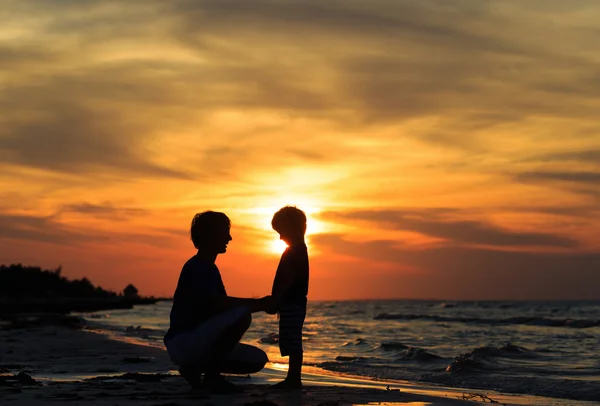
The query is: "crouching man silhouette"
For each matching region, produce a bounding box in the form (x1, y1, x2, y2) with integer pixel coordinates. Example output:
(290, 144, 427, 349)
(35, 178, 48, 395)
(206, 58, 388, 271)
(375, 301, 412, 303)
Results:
(164, 211, 273, 394)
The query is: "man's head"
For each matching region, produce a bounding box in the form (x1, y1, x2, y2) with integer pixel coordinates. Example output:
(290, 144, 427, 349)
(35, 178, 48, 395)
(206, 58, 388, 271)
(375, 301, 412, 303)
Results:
(191, 211, 232, 254)
(271, 206, 307, 245)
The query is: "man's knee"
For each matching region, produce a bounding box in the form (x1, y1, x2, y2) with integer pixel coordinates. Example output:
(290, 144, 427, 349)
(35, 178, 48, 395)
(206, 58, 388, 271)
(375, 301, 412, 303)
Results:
(237, 307, 252, 331)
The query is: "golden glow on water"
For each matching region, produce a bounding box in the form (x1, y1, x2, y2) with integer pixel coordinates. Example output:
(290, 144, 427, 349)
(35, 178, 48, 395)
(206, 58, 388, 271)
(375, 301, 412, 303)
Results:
(269, 362, 289, 372)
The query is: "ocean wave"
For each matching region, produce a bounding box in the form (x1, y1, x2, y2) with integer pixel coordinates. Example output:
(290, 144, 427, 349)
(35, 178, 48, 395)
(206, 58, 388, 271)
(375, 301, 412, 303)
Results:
(376, 342, 442, 361)
(373, 313, 600, 328)
(318, 362, 600, 402)
(341, 338, 368, 347)
(378, 342, 409, 351)
(397, 347, 443, 361)
(446, 344, 531, 373)
(335, 356, 371, 362)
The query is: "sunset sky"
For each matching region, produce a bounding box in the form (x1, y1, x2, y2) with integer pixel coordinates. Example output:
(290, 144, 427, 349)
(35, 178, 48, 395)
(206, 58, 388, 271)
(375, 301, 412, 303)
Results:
(1, 0, 599, 300)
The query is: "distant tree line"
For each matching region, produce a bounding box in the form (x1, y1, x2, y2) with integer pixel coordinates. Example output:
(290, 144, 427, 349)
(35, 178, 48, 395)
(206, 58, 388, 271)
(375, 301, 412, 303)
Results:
(0, 264, 138, 299)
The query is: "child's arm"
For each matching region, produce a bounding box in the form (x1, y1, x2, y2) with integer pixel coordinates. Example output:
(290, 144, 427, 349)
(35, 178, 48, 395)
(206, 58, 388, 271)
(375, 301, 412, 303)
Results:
(271, 263, 297, 308)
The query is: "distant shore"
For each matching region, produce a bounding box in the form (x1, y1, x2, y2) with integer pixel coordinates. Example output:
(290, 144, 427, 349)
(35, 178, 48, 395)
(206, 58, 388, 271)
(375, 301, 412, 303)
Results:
(0, 296, 161, 317)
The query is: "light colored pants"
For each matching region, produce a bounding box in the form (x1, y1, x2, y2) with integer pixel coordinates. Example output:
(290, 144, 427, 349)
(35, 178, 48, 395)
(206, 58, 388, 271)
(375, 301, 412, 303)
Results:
(165, 307, 268, 374)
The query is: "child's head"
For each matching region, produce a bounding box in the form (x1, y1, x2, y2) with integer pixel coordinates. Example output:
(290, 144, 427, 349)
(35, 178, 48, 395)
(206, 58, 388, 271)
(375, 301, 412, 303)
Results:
(191, 211, 232, 252)
(271, 206, 307, 245)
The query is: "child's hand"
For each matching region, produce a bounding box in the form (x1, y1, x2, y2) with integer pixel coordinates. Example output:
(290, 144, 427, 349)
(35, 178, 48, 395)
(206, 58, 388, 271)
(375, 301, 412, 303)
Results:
(261, 295, 278, 315)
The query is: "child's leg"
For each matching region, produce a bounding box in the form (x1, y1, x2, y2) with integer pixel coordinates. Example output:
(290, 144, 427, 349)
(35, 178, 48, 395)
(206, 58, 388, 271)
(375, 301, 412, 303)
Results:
(287, 351, 303, 382)
(273, 305, 306, 389)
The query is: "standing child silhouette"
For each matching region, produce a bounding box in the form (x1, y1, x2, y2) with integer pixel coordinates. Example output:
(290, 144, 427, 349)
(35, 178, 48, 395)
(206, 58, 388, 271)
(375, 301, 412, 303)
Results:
(269, 206, 310, 390)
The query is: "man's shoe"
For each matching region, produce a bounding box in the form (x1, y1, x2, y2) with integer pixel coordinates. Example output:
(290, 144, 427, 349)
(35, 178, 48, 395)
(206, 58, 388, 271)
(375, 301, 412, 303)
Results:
(179, 366, 202, 389)
(202, 374, 244, 394)
(271, 378, 302, 391)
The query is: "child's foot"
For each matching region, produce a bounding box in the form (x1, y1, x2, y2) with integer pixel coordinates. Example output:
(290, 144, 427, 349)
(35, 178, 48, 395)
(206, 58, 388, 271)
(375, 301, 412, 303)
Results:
(271, 378, 302, 391)
(178, 366, 202, 389)
(202, 374, 244, 394)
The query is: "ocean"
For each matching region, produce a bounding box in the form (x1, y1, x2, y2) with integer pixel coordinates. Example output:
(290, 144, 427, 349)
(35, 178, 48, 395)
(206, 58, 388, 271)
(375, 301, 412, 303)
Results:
(81, 300, 600, 402)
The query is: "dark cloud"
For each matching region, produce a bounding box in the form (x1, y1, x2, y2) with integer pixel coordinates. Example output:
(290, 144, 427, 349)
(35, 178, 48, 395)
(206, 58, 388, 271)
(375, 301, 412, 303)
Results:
(531, 149, 600, 165)
(511, 205, 600, 219)
(0, 212, 174, 247)
(0, 98, 190, 179)
(164, 0, 600, 125)
(0, 44, 62, 70)
(60, 202, 147, 220)
(516, 171, 600, 185)
(6, 0, 585, 140)
(514, 171, 600, 200)
(0, 213, 102, 245)
(322, 209, 578, 248)
(171, 0, 508, 51)
(314, 233, 600, 299)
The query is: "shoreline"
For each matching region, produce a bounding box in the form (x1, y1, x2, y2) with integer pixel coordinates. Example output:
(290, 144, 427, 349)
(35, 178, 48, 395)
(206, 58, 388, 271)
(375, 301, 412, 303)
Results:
(1, 320, 595, 405)
(0, 297, 159, 316)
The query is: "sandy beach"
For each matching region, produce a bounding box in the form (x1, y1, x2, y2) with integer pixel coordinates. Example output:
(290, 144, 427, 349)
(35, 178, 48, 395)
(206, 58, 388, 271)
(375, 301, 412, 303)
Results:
(1, 317, 592, 406)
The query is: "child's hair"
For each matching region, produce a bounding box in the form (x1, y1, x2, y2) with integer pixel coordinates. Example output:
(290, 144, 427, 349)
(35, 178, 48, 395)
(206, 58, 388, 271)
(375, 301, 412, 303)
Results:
(191, 211, 231, 248)
(271, 206, 307, 234)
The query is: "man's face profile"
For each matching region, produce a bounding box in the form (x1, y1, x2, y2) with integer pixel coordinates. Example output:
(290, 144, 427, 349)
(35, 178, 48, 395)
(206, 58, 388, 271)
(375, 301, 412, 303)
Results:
(212, 224, 232, 254)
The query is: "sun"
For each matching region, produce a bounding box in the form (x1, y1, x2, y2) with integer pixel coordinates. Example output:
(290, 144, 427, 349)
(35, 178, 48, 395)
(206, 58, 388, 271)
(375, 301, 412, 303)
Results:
(271, 239, 289, 254)
(246, 198, 327, 255)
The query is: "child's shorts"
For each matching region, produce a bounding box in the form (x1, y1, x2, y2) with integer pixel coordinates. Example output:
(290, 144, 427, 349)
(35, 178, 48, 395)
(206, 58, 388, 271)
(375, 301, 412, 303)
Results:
(278, 304, 306, 356)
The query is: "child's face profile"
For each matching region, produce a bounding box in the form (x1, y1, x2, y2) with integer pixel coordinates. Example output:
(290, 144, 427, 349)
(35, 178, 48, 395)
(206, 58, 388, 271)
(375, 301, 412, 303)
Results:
(276, 222, 305, 246)
(277, 226, 293, 246)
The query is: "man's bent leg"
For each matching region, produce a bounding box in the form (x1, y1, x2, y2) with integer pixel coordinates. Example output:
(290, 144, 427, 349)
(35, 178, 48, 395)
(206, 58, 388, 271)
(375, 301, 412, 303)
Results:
(220, 343, 268, 374)
(204, 308, 252, 377)
(165, 307, 253, 390)
(200, 308, 255, 393)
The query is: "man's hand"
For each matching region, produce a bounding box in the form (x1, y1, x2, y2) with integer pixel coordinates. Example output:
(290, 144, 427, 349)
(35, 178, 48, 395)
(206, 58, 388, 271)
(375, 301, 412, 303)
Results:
(261, 295, 278, 315)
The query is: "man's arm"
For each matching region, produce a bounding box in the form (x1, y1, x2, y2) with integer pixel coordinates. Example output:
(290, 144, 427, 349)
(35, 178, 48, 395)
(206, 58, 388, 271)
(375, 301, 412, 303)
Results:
(210, 295, 272, 314)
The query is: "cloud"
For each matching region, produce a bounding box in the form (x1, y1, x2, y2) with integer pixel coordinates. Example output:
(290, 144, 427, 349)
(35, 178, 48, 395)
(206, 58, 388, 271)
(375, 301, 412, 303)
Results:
(0, 212, 175, 247)
(514, 171, 600, 200)
(162, 0, 600, 126)
(511, 205, 600, 219)
(0, 213, 102, 245)
(60, 202, 147, 221)
(527, 149, 600, 165)
(516, 171, 600, 184)
(6, 0, 592, 141)
(0, 93, 190, 179)
(313, 233, 600, 299)
(322, 209, 578, 248)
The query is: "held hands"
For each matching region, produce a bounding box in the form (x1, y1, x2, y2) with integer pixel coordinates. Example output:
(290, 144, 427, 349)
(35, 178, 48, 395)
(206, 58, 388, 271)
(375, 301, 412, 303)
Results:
(260, 295, 279, 315)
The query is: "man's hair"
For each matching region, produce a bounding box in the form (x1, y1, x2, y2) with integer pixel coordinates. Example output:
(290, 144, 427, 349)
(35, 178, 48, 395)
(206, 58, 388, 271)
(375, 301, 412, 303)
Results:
(271, 206, 307, 234)
(190, 211, 231, 248)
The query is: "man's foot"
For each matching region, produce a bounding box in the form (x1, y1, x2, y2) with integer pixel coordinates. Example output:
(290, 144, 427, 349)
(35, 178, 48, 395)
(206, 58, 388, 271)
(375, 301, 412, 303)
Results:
(202, 374, 244, 394)
(271, 378, 302, 391)
(179, 366, 202, 389)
